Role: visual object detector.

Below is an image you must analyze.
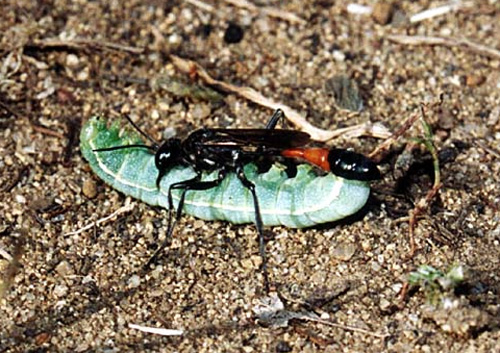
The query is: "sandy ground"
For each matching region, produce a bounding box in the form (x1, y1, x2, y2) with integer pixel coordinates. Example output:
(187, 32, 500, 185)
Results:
(1, 1, 500, 352)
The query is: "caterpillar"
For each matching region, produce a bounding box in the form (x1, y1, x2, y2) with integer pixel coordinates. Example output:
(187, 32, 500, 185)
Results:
(79, 116, 372, 228)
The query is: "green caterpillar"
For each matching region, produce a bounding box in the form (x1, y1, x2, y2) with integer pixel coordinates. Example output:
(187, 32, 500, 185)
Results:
(79, 117, 371, 228)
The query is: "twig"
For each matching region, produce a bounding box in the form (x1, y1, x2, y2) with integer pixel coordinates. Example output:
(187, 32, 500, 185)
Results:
(257, 292, 388, 338)
(0, 99, 22, 118)
(346, 4, 373, 16)
(170, 54, 390, 142)
(369, 107, 422, 161)
(2, 165, 29, 192)
(397, 282, 409, 308)
(223, 0, 306, 24)
(185, 0, 215, 13)
(0, 246, 13, 261)
(409, 1, 470, 23)
(185, 0, 305, 24)
(65, 198, 134, 236)
(407, 104, 442, 257)
(387, 34, 500, 61)
(369, 98, 443, 257)
(128, 323, 184, 336)
(474, 140, 500, 160)
(32, 124, 65, 139)
(299, 315, 389, 338)
(29, 38, 144, 54)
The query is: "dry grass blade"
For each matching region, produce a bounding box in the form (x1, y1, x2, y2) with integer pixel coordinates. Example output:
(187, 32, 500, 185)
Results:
(387, 34, 500, 61)
(128, 323, 184, 336)
(170, 55, 390, 141)
(185, 0, 215, 13)
(223, 0, 306, 24)
(30, 38, 144, 54)
(369, 107, 422, 161)
(409, 1, 470, 23)
(299, 315, 389, 338)
(65, 198, 135, 236)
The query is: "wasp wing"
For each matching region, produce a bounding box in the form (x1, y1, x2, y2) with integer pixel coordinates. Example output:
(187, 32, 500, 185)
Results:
(205, 129, 311, 149)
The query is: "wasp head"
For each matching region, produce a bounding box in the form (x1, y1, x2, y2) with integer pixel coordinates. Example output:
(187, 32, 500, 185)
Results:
(155, 139, 182, 187)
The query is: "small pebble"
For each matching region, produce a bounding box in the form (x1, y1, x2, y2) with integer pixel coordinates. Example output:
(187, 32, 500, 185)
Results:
(372, 2, 394, 25)
(55, 260, 74, 277)
(191, 103, 211, 120)
(82, 179, 97, 199)
(151, 109, 160, 121)
(168, 33, 182, 45)
(128, 274, 141, 288)
(53, 284, 69, 297)
(379, 298, 391, 311)
(66, 54, 79, 68)
(15, 194, 26, 204)
(76, 67, 89, 81)
(224, 23, 244, 44)
(240, 258, 254, 270)
(35, 332, 51, 345)
(466, 74, 485, 87)
(332, 242, 356, 261)
(275, 340, 292, 353)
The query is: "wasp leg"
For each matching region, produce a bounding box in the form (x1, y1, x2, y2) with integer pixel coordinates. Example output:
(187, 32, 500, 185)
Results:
(264, 108, 285, 130)
(235, 165, 270, 293)
(145, 169, 227, 269)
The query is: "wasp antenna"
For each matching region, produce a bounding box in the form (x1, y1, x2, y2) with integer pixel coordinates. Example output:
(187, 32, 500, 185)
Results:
(123, 114, 160, 150)
(93, 144, 156, 152)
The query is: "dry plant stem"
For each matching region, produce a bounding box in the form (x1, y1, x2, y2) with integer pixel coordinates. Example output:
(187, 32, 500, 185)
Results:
(408, 184, 442, 256)
(387, 34, 500, 61)
(397, 282, 410, 308)
(170, 55, 389, 141)
(475, 140, 500, 159)
(294, 326, 332, 347)
(276, 293, 387, 337)
(32, 124, 65, 139)
(0, 99, 22, 118)
(30, 38, 144, 54)
(299, 315, 388, 338)
(369, 100, 442, 257)
(65, 198, 134, 236)
(186, 0, 305, 24)
(128, 323, 184, 336)
(0, 246, 13, 261)
(185, 0, 215, 13)
(223, 0, 306, 24)
(2, 166, 29, 193)
(63, 117, 81, 166)
(407, 105, 442, 257)
(369, 108, 422, 161)
(409, 1, 470, 23)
